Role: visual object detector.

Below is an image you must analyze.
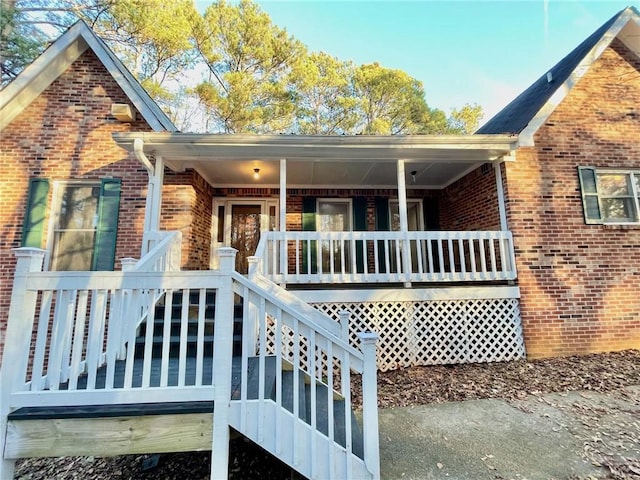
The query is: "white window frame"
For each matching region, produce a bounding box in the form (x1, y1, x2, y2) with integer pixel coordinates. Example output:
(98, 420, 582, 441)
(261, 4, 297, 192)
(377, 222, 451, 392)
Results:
(389, 199, 424, 231)
(45, 180, 102, 271)
(316, 198, 353, 232)
(578, 167, 640, 225)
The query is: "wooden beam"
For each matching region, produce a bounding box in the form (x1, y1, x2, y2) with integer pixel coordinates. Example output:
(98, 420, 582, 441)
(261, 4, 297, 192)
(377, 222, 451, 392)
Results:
(5, 413, 213, 459)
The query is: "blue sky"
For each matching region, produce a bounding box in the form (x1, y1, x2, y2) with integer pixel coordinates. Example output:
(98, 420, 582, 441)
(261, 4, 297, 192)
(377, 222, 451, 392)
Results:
(200, 0, 638, 125)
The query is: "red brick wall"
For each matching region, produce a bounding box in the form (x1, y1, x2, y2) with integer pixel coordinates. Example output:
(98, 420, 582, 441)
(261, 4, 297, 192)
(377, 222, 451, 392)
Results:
(0, 49, 156, 357)
(440, 164, 502, 231)
(212, 187, 436, 232)
(505, 39, 640, 358)
(162, 169, 213, 270)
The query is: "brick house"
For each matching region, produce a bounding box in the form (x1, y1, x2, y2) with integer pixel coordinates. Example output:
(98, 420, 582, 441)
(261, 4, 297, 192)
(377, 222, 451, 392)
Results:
(0, 8, 638, 479)
(477, 6, 640, 358)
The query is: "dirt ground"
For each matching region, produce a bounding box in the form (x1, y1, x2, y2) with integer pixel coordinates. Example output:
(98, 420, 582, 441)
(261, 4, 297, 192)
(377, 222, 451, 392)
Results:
(14, 349, 640, 480)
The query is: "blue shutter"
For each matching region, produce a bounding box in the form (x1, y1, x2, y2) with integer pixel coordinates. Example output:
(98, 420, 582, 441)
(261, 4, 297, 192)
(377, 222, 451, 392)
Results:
(578, 167, 601, 224)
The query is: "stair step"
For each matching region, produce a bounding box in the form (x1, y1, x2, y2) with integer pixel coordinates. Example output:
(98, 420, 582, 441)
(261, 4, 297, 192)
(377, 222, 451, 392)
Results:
(240, 356, 364, 459)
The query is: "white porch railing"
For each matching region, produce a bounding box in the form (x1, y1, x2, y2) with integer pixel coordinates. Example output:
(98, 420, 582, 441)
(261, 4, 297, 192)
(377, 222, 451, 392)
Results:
(255, 230, 517, 285)
(0, 247, 379, 480)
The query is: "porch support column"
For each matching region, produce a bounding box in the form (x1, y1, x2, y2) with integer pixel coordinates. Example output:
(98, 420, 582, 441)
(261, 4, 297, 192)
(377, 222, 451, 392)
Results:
(141, 155, 164, 255)
(494, 159, 515, 277)
(396, 160, 409, 233)
(135, 137, 164, 255)
(279, 159, 287, 278)
(494, 160, 508, 231)
(397, 159, 411, 287)
(279, 159, 287, 232)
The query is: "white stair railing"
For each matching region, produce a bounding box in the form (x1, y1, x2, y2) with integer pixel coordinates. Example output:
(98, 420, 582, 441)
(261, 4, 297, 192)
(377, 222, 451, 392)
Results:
(227, 256, 380, 479)
(0, 245, 379, 480)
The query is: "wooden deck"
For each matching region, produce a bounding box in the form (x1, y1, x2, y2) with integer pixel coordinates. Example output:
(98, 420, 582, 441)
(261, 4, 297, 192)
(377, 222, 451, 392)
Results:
(6, 355, 363, 461)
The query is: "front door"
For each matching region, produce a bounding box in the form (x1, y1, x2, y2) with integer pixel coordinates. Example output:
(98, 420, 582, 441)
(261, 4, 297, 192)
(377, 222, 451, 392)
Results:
(212, 199, 278, 273)
(230, 204, 262, 273)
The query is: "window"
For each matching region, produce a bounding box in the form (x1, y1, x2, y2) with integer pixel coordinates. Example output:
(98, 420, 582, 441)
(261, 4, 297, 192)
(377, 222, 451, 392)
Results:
(46, 179, 121, 271)
(317, 199, 352, 273)
(389, 200, 423, 231)
(578, 168, 640, 224)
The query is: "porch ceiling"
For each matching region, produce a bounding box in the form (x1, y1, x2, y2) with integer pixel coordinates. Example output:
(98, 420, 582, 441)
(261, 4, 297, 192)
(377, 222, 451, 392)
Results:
(113, 133, 519, 189)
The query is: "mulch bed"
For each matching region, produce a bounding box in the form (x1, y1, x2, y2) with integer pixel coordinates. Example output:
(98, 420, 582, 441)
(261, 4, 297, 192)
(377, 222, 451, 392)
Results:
(14, 349, 640, 480)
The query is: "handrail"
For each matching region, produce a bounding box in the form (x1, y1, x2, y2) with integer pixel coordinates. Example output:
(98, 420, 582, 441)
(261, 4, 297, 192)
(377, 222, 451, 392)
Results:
(255, 230, 517, 285)
(230, 269, 379, 478)
(132, 230, 182, 272)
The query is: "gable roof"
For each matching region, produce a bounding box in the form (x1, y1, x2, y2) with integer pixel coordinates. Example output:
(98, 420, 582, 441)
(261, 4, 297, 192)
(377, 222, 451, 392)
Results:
(0, 20, 176, 132)
(477, 6, 640, 145)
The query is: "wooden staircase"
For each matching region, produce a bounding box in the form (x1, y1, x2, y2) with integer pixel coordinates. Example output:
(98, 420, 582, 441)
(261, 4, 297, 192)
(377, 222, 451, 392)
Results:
(1, 246, 380, 480)
(237, 356, 365, 459)
(5, 354, 367, 478)
(134, 290, 243, 359)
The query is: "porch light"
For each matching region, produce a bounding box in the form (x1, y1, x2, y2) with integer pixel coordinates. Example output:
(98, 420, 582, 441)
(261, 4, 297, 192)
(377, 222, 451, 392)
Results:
(253, 168, 260, 180)
(411, 170, 417, 183)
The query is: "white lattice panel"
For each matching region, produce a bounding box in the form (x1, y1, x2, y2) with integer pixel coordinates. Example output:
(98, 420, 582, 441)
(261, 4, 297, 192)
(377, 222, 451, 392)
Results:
(312, 298, 525, 371)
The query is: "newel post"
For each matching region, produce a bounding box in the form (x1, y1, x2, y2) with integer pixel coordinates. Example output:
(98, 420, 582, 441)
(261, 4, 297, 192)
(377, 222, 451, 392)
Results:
(358, 331, 380, 480)
(120, 257, 138, 272)
(245, 256, 260, 353)
(211, 247, 237, 480)
(0, 248, 45, 479)
(338, 310, 351, 344)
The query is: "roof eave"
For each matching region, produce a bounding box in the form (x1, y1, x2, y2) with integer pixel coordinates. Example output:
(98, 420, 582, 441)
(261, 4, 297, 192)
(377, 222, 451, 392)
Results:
(0, 21, 176, 133)
(112, 132, 520, 163)
(518, 8, 639, 147)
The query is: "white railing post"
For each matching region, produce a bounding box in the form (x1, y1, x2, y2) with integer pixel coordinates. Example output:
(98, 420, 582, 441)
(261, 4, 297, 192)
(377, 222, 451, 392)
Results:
(211, 247, 237, 480)
(120, 257, 138, 272)
(358, 331, 380, 480)
(0, 248, 45, 479)
(246, 256, 260, 353)
(339, 310, 351, 344)
(248, 255, 260, 280)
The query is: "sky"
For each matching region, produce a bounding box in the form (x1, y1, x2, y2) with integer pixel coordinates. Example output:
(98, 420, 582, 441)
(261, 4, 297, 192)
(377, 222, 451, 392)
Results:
(197, 0, 638, 125)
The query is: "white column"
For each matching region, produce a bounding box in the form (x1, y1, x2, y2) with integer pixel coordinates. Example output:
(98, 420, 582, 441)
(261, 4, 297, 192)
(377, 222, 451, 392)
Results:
(494, 160, 508, 231)
(396, 160, 409, 233)
(142, 156, 165, 255)
(279, 159, 287, 277)
(279, 159, 286, 232)
(397, 160, 412, 286)
(210, 247, 237, 479)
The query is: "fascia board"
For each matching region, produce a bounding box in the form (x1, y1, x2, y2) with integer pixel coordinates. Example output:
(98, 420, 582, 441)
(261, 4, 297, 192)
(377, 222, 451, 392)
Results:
(518, 11, 635, 147)
(0, 25, 88, 131)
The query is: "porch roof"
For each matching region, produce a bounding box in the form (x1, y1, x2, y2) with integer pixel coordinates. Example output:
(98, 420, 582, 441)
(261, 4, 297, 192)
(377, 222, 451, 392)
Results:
(112, 133, 518, 189)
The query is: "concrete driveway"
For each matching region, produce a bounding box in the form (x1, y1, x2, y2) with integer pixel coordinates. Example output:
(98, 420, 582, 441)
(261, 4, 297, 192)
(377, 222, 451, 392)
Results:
(378, 386, 640, 479)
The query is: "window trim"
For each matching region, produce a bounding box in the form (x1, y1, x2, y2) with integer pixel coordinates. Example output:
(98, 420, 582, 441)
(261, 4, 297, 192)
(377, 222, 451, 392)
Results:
(316, 198, 353, 232)
(578, 167, 640, 225)
(388, 199, 424, 231)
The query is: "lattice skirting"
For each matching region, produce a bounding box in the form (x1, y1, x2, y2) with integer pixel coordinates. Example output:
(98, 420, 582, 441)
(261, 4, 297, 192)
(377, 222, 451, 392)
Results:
(310, 298, 526, 371)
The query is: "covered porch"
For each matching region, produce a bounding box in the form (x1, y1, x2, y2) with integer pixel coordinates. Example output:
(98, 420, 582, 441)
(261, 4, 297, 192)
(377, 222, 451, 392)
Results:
(112, 133, 519, 286)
